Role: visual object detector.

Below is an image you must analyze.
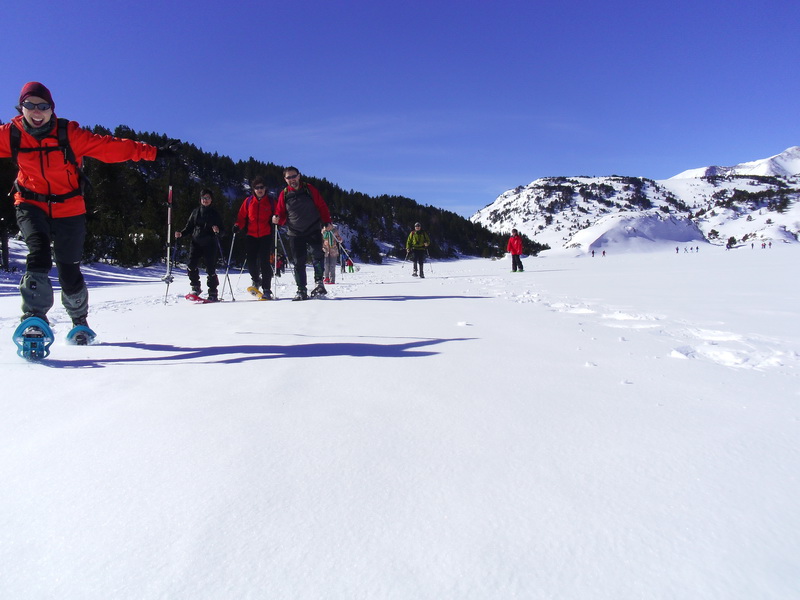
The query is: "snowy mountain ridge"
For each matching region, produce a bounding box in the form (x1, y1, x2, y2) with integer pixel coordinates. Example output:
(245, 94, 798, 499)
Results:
(670, 146, 800, 179)
(471, 147, 800, 253)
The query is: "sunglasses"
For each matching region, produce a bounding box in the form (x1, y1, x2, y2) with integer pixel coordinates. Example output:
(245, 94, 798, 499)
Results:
(21, 101, 52, 111)
(285, 174, 299, 180)
(253, 185, 266, 190)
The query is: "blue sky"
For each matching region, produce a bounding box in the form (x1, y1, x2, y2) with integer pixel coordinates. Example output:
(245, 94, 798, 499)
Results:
(3, 0, 798, 217)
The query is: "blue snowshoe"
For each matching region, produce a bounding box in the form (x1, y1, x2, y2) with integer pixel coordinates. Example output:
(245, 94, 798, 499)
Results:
(66, 325, 97, 346)
(13, 317, 55, 360)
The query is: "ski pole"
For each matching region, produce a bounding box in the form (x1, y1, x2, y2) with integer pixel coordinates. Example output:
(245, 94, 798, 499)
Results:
(161, 184, 174, 304)
(272, 227, 279, 299)
(235, 259, 247, 291)
(217, 233, 236, 302)
(426, 248, 434, 274)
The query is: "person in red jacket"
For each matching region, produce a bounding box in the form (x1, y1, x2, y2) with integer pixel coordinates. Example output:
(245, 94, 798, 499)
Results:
(234, 176, 275, 299)
(272, 166, 332, 300)
(507, 228, 524, 272)
(0, 82, 175, 339)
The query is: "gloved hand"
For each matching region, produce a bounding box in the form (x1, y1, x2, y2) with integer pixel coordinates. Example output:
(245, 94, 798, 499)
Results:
(157, 140, 181, 159)
(232, 225, 241, 234)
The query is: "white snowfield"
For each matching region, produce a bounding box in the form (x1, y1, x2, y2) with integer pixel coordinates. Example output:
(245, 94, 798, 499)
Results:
(1, 241, 798, 599)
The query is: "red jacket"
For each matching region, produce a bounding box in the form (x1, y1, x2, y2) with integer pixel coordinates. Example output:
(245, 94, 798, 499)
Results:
(0, 115, 158, 218)
(235, 194, 273, 237)
(507, 234, 523, 255)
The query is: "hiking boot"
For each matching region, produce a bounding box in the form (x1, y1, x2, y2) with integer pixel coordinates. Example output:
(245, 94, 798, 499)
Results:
(262, 289, 273, 300)
(293, 289, 309, 301)
(207, 292, 219, 302)
(323, 277, 331, 284)
(310, 283, 327, 297)
(72, 314, 89, 327)
(419, 273, 425, 278)
(21, 312, 49, 325)
(191, 286, 201, 296)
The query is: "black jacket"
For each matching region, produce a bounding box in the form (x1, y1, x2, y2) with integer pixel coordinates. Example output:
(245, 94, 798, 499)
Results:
(181, 205, 224, 246)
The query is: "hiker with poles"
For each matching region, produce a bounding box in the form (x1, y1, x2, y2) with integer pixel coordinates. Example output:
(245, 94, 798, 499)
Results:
(322, 223, 343, 284)
(174, 188, 223, 301)
(233, 176, 275, 300)
(405, 222, 430, 278)
(272, 166, 332, 301)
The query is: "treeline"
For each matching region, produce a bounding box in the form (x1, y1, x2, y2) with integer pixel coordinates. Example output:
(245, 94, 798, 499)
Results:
(1, 123, 547, 269)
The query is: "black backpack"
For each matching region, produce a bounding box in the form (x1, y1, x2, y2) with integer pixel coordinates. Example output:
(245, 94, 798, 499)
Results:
(8, 118, 91, 201)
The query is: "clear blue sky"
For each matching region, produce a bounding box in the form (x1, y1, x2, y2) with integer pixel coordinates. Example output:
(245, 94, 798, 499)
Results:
(3, 0, 798, 217)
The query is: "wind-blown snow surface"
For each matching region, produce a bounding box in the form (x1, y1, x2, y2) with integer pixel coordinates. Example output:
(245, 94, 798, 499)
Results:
(2, 242, 799, 599)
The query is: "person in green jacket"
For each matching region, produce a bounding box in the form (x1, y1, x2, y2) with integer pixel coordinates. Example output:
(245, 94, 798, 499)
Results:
(405, 222, 430, 278)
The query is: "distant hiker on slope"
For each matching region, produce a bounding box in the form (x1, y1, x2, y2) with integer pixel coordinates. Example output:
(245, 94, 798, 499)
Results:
(234, 176, 275, 299)
(272, 167, 332, 301)
(0, 81, 178, 344)
(322, 223, 343, 284)
(175, 188, 223, 300)
(406, 222, 430, 278)
(507, 228, 524, 272)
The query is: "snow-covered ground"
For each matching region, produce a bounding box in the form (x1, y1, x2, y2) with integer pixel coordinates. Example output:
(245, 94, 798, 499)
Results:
(1, 241, 798, 599)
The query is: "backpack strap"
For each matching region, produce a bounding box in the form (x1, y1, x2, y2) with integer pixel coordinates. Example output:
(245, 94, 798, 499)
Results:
(9, 123, 21, 163)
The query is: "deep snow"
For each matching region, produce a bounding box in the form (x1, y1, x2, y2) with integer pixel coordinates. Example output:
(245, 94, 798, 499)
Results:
(1, 241, 799, 599)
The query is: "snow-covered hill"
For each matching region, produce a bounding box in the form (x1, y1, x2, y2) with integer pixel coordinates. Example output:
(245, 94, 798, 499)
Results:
(671, 146, 800, 179)
(472, 147, 800, 253)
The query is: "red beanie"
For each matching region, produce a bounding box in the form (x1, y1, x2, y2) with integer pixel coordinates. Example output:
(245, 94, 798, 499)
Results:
(19, 81, 55, 109)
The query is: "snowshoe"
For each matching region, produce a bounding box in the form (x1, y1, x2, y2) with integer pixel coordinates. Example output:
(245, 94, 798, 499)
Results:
(13, 316, 55, 360)
(412, 271, 418, 277)
(247, 286, 263, 300)
(310, 283, 327, 298)
(66, 324, 97, 346)
(292, 290, 309, 301)
(186, 292, 208, 303)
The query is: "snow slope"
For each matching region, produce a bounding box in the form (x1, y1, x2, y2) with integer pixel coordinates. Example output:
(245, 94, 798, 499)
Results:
(1, 241, 799, 599)
(670, 146, 800, 179)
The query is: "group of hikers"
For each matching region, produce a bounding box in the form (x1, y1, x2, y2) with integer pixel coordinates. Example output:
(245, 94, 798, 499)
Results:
(1, 81, 445, 346)
(176, 171, 353, 302)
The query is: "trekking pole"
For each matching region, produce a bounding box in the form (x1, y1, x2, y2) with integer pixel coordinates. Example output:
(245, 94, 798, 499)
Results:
(272, 228, 279, 299)
(426, 248, 434, 274)
(161, 184, 174, 304)
(235, 259, 247, 291)
(402, 249, 410, 268)
(217, 233, 236, 301)
(276, 226, 294, 269)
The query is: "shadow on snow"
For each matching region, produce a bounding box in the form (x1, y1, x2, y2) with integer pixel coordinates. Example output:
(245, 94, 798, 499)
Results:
(41, 337, 476, 368)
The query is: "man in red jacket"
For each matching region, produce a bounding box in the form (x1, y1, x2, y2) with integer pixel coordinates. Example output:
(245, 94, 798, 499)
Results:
(507, 228, 524, 272)
(233, 175, 275, 299)
(0, 82, 175, 340)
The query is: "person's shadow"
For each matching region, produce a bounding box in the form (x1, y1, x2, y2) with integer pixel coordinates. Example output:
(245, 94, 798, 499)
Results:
(44, 336, 475, 368)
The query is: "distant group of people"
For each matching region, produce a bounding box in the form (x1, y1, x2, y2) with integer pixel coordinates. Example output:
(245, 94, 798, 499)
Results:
(182, 167, 339, 302)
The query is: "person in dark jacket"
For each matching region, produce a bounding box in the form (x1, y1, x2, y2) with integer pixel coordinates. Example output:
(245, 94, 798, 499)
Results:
(507, 228, 524, 272)
(1, 81, 175, 342)
(233, 176, 274, 299)
(272, 167, 332, 300)
(175, 188, 223, 300)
